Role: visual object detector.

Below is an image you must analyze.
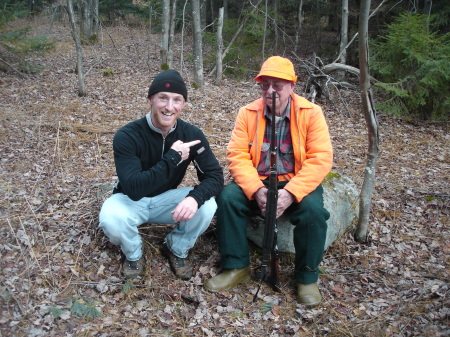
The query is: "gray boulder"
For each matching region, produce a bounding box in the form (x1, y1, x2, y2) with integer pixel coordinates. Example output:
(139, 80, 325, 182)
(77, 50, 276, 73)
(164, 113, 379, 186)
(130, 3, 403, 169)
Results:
(247, 172, 360, 253)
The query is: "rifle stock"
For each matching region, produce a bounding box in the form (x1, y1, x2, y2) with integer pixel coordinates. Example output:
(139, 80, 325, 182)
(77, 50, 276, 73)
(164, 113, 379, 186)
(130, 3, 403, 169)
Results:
(253, 90, 281, 302)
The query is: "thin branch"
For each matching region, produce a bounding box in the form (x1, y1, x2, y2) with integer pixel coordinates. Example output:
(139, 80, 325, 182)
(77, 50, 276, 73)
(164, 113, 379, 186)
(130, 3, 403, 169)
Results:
(0, 57, 27, 78)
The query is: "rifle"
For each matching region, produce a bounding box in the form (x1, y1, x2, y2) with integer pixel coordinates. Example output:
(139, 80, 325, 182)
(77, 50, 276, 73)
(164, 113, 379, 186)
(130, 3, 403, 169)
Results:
(253, 91, 281, 302)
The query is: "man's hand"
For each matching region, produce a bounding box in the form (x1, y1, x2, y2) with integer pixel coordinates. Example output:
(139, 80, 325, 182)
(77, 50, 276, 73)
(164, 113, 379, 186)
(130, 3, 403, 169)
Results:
(256, 187, 295, 218)
(254, 187, 268, 214)
(276, 189, 295, 218)
(171, 196, 198, 222)
(171, 140, 201, 161)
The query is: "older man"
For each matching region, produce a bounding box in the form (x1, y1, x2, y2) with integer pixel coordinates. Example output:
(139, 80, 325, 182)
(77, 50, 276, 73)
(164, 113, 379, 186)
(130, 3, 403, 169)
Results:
(205, 56, 333, 306)
(99, 69, 223, 280)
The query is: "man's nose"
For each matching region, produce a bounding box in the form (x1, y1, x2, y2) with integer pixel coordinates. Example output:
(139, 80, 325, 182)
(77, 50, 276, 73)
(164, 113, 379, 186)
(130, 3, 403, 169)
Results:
(166, 99, 174, 110)
(266, 85, 276, 94)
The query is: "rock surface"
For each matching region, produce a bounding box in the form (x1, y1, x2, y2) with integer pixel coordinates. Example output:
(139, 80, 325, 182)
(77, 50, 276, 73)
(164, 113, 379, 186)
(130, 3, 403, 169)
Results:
(247, 173, 360, 253)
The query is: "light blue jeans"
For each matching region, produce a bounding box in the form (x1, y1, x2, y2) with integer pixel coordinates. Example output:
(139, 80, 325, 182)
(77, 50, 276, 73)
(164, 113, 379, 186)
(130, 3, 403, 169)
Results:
(99, 187, 217, 261)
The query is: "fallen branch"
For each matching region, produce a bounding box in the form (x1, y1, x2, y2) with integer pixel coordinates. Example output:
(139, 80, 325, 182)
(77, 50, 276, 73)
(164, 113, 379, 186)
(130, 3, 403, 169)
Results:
(0, 57, 27, 78)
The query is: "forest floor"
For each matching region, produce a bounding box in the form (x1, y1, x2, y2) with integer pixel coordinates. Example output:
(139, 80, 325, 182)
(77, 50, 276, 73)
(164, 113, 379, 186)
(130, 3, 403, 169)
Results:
(0, 16, 449, 337)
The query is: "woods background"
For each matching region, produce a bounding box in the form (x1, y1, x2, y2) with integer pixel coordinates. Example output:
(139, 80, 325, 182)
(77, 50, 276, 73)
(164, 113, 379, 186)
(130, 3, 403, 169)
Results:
(0, 0, 449, 336)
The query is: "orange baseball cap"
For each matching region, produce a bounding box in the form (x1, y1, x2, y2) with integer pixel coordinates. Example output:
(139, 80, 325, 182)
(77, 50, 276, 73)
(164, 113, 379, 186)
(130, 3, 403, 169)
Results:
(254, 56, 298, 83)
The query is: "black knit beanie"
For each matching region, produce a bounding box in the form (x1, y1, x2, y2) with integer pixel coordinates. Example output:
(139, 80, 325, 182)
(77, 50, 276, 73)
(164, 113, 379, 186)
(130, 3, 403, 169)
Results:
(147, 69, 188, 101)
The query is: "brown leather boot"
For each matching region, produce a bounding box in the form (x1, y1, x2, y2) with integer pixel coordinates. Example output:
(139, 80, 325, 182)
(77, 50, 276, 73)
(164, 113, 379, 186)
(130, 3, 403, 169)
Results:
(161, 243, 193, 280)
(297, 282, 322, 306)
(204, 267, 251, 292)
(123, 256, 145, 279)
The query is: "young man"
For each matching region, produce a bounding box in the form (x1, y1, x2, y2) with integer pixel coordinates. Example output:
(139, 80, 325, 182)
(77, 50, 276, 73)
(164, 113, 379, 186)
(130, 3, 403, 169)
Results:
(204, 56, 333, 306)
(99, 69, 223, 280)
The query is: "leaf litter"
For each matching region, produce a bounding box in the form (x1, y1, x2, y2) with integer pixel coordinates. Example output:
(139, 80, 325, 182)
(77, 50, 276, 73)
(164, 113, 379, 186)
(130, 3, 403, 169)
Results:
(0, 16, 448, 337)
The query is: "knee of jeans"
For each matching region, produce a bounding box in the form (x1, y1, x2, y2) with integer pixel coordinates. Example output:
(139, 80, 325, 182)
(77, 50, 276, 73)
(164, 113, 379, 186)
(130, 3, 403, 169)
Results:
(99, 211, 129, 243)
(199, 197, 217, 218)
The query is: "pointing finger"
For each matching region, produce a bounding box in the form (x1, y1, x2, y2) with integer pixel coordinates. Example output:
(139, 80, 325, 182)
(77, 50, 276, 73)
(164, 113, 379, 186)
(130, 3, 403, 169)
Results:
(184, 140, 201, 148)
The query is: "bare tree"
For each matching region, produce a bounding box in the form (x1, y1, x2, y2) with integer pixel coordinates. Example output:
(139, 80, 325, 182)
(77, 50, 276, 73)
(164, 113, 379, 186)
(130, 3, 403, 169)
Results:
(168, 0, 177, 67)
(160, 0, 170, 66)
(333, 0, 387, 64)
(223, 0, 228, 21)
(66, 0, 86, 96)
(339, 0, 349, 64)
(262, 0, 268, 61)
(215, 7, 224, 85)
(192, 0, 204, 86)
(273, 0, 278, 54)
(208, 0, 263, 77)
(78, 0, 99, 40)
(424, 0, 432, 28)
(294, 0, 303, 53)
(354, 0, 379, 242)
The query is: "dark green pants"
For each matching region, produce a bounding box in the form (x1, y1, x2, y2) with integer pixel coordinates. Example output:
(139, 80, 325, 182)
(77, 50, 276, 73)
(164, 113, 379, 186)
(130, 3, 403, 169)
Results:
(216, 181, 329, 284)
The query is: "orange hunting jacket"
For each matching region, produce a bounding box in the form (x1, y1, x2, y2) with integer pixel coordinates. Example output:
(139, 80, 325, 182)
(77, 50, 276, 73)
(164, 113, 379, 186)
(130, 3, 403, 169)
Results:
(227, 93, 333, 203)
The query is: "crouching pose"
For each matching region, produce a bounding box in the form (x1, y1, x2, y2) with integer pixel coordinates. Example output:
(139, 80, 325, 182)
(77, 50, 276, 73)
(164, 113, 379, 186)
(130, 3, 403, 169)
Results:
(99, 70, 224, 280)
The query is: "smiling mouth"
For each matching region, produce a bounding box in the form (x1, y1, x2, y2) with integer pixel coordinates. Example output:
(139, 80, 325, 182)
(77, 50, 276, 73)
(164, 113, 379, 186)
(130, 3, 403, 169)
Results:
(162, 111, 174, 116)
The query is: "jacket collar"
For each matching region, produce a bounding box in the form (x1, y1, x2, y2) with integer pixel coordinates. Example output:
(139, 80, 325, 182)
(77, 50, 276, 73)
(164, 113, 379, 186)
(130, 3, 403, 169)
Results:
(146, 112, 177, 135)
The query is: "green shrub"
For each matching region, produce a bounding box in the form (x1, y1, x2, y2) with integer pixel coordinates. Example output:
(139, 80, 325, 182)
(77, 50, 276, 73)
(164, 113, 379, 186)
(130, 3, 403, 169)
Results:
(0, 1, 54, 73)
(371, 13, 449, 120)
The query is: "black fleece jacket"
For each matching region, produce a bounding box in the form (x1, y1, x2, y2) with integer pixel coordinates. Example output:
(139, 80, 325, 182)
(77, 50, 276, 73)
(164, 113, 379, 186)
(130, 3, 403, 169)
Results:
(112, 115, 224, 206)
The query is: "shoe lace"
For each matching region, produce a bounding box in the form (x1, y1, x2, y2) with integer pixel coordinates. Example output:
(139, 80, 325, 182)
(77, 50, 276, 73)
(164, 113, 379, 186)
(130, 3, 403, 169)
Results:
(128, 260, 138, 270)
(173, 256, 186, 268)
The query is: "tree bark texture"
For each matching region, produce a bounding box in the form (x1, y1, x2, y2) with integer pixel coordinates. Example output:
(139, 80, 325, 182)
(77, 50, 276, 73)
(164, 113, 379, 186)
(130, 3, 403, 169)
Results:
(168, 0, 177, 67)
(215, 7, 224, 86)
(78, 0, 99, 39)
(273, 0, 278, 55)
(294, 0, 303, 53)
(66, 0, 86, 96)
(339, 0, 349, 64)
(355, 0, 379, 242)
(192, 0, 204, 86)
(262, 0, 268, 62)
(160, 0, 170, 66)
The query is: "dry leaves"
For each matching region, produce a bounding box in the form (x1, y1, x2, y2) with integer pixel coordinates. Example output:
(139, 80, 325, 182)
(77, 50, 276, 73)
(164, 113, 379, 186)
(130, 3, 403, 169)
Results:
(0, 16, 448, 337)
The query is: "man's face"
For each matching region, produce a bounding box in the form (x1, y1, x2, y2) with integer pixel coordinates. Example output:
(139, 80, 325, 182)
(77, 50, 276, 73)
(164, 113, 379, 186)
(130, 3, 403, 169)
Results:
(259, 76, 294, 114)
(149, 92, 185, 133)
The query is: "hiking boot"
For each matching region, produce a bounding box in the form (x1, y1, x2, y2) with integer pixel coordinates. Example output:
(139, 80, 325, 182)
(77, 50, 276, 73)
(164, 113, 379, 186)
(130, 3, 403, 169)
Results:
(161, 243, 193, 280)
(123, 256, 145, 279)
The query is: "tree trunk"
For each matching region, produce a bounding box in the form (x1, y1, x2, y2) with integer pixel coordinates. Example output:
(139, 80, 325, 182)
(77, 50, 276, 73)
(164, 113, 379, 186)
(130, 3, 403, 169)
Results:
(168, 0, 177, 68)
(192, 0, 204, 86)
(223, 0, 228, 21)
(424, 0, 432, 28)
(160, 0, 170, 66)
(200, 0, 206, 31)
(333, 0, 387, 64)
(339, 0, 349, 64)
(294, 0, 303, 53)
(262, 0, 268, 61)
(78, 0, 98, 40)
(354, 0, 379, 242)
(215, 7, 224, 85)
(66, 0, 86, 96)
(208, 0, 263, 77)
(273, 0, 278, 55)
(149, 4, 153, 33)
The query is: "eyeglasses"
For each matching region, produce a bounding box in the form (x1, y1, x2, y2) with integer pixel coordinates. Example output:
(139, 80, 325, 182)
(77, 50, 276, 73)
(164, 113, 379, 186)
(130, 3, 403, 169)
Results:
(259, 81, 288, 91)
